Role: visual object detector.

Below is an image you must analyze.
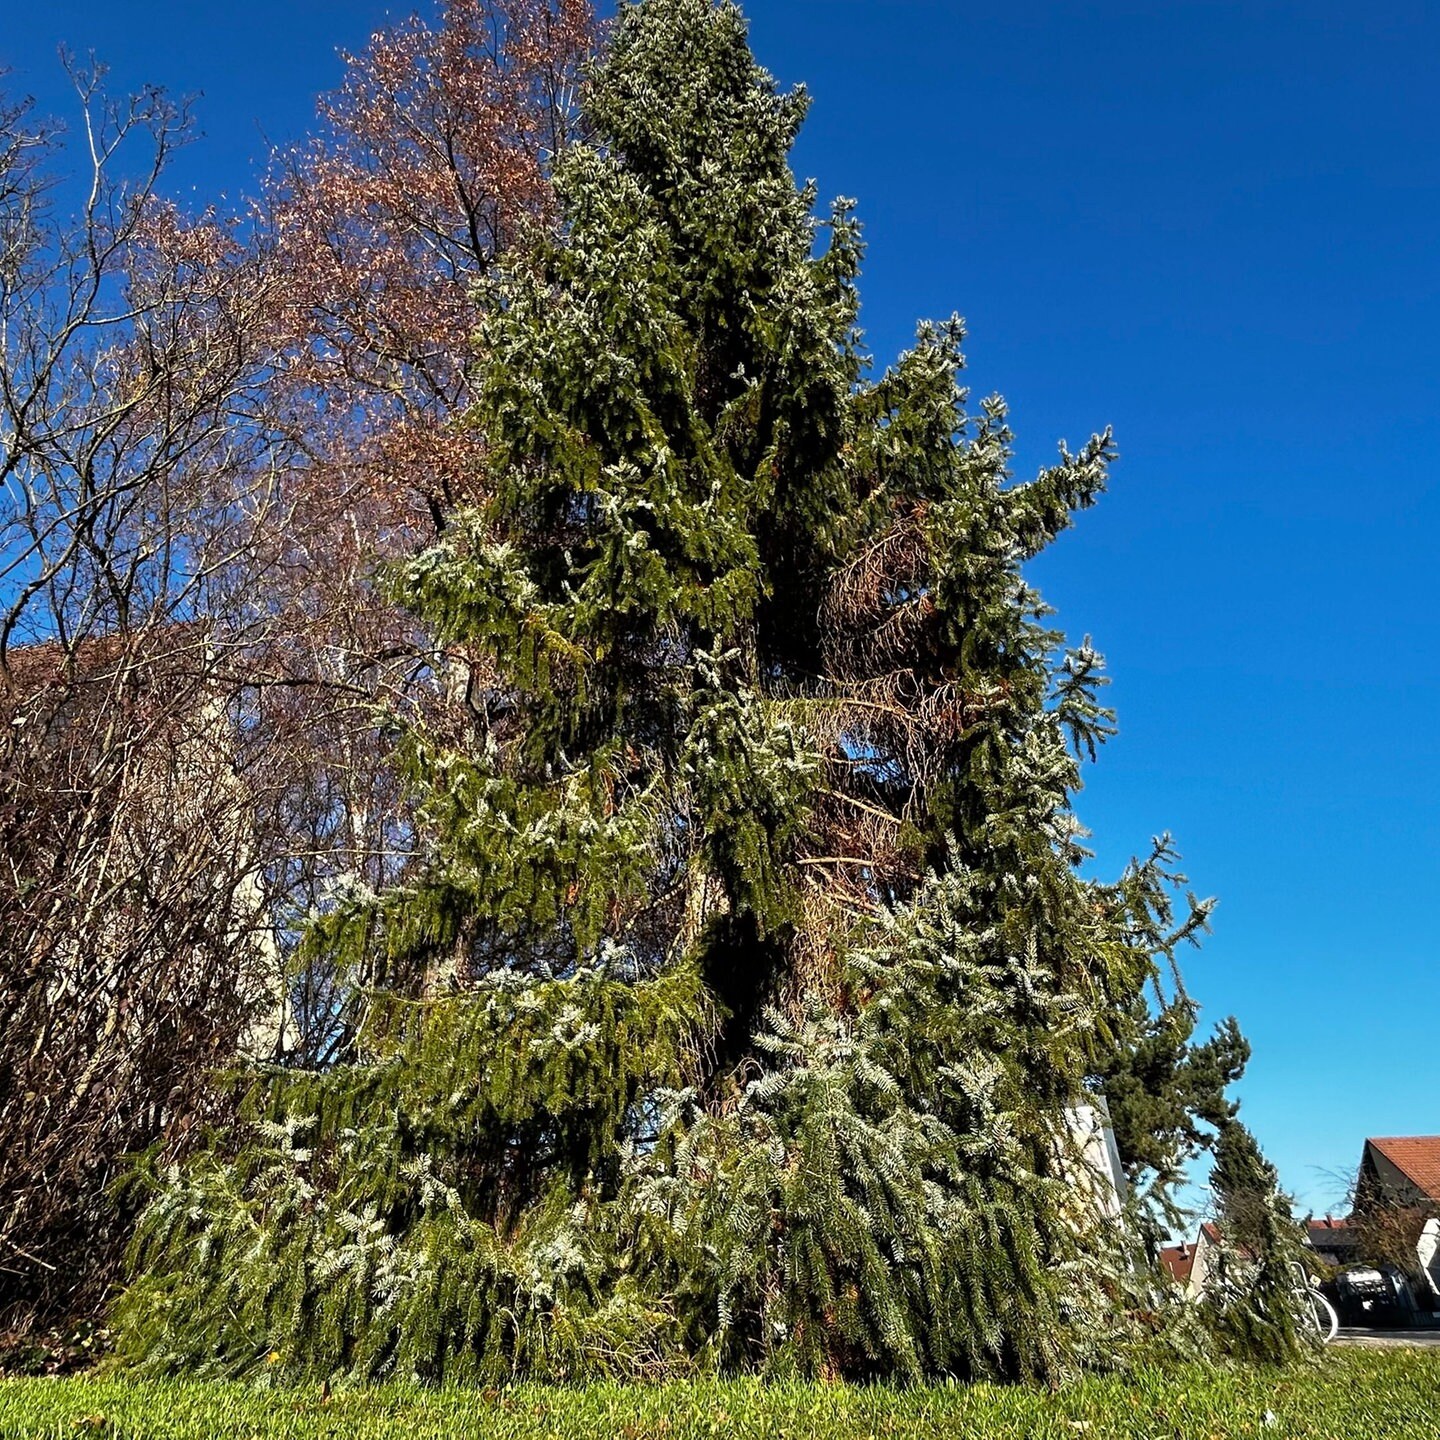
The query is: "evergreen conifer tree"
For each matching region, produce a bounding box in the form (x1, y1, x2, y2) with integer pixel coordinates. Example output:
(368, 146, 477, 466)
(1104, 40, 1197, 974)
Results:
(1098, 1000, 1250, 1227)
(119, 0, 1234, 1382)
(1205, 1120, 1310, 1362)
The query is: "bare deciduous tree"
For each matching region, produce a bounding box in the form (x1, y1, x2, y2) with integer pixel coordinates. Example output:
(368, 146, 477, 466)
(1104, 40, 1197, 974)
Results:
(0, 1, 593, 1326)
(0, 66, 292, 1322)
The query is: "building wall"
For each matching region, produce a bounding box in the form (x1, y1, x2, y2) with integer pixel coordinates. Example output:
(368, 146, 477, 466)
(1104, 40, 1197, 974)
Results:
(1064, 1095, 1128, 1223)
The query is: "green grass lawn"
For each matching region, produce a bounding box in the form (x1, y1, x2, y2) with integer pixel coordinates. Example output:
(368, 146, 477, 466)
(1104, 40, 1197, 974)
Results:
(1, 1352, 1436, 1439)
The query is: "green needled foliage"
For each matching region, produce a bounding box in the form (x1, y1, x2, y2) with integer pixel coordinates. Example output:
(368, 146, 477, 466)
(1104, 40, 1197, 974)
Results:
(118, 0, 1248, 1383)
(1203, 1121, 1314, 1365)
(1098, 998, 1251, 1230)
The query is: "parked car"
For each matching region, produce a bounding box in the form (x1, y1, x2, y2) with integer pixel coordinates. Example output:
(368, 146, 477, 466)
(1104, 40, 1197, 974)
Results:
(1330, 1265, 1419, 1328)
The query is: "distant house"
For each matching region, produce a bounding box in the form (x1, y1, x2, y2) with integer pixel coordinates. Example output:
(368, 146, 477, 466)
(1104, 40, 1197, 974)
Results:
(1360, 1137, 1440, 1210)
(2, 624, 289, 1057)
(1354, 1136, 1440, 1304)
(1159, 1222, 1222, 1297)
(1305, 1216, 1359, 1269)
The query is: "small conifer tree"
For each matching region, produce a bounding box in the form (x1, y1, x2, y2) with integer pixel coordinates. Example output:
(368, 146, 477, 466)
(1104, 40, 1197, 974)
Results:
(119, 0, 1233, 1382)
(1204, 1120, 1311, 1362)
(1098, 999, 1250, 1232)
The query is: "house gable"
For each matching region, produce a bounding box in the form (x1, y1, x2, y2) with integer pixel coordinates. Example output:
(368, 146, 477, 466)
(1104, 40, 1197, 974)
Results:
(1364, 1137, 1440, 1209)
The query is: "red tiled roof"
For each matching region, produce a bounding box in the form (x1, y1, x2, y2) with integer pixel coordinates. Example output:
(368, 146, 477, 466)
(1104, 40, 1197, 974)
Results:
(1367, 1137, 1440, 1204)
(1159, 1244, 1195, 1285)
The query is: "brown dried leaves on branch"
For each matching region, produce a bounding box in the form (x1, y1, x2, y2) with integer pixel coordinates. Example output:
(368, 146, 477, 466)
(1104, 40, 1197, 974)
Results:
(789, 504, 1003, 930)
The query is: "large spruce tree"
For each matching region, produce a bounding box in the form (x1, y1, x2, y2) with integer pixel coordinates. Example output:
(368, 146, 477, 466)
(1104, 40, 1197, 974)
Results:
(120, 0, 1229, 1382)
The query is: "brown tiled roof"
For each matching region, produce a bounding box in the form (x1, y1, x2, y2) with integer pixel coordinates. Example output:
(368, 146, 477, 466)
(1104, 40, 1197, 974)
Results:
(1368, 1137, 1440, 1203)
(1306, 1218, 1358, 1258)
(4, 634, 124, 694)
(2, 624, 206, 704)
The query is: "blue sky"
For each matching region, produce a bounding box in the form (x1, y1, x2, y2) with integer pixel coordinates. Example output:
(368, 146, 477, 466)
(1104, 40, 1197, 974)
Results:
(5, 0, 1437, 1217)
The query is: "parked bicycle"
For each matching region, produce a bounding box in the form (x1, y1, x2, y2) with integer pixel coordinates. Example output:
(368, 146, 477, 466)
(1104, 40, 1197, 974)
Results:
(1292, 1261, 1340, 1344)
